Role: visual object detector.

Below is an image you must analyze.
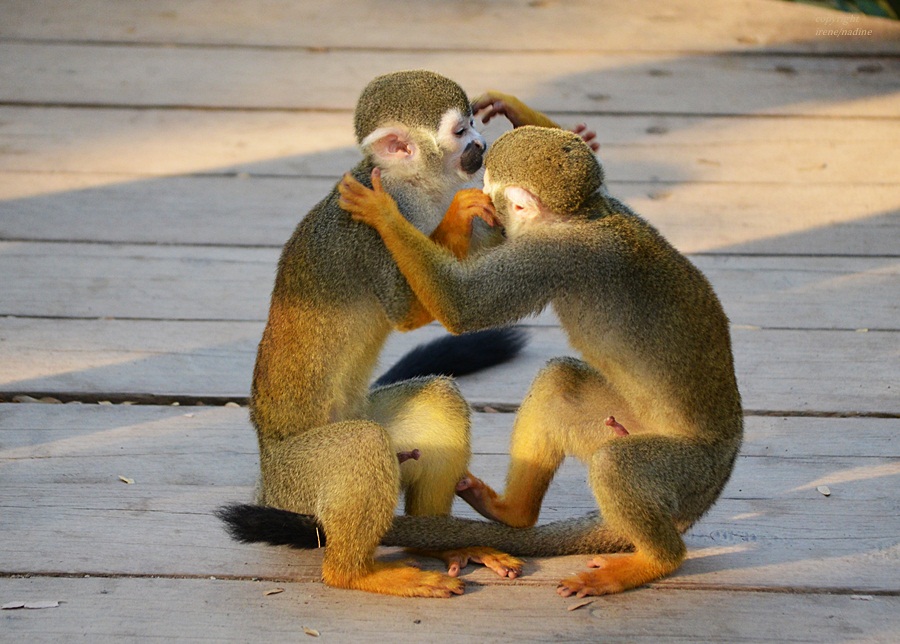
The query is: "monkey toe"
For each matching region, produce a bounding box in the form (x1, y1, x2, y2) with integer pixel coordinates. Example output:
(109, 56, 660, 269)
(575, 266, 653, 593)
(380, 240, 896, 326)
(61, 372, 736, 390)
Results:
(445, 547, 523, 579)
(559, 553, 676, 597)
(557, 569, 625, 597)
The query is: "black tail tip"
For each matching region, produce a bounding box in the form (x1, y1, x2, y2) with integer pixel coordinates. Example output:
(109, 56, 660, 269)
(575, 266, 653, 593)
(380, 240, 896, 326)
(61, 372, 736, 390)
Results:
(374, 326, 529, 387)
(215, 503, 325, 549)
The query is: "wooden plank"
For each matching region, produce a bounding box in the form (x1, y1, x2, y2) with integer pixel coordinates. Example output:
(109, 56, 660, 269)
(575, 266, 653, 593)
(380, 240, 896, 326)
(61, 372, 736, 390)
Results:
(1, 405, 897, 591)
(2, 171, 897, 256)
(0, 319, 896, 413)
(3, 43, 900, 117)
(3, 407, 895, 501)
(3, 578, 896, 644)
(2, 404, 896, 457)
(4, 0, 900, 55)
(3, 108, 897, 184)
(1, 242, 897, 330)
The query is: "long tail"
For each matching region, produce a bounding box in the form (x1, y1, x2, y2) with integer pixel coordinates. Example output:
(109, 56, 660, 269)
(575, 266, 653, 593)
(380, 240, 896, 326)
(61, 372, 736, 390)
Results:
(373, 327, 527, 387)
(383, 514, 630, 557)
(216, 504, 629, 557)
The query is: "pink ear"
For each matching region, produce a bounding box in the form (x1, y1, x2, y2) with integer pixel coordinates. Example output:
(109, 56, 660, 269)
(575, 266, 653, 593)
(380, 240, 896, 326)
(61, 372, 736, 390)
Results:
(362, 126, 417, 163)
(504, 186, 541, 216)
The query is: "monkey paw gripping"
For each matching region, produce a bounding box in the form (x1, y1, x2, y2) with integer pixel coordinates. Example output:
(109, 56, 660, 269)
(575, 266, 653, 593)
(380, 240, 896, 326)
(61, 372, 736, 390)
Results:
(431, 188, 497, 259)
(338, 168, 400, 229)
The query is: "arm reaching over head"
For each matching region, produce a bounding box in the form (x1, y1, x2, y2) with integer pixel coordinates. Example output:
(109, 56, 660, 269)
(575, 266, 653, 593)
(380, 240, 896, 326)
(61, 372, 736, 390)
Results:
(472, 90, 562, 129)
(472, 90, 599, 151)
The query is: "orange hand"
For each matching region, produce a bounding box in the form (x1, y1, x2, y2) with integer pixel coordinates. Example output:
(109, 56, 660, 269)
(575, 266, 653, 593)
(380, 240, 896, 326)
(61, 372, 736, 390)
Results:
(472, 90, 560, 129)
(338, 167, 399, 230)
(431, 189, 497, 259)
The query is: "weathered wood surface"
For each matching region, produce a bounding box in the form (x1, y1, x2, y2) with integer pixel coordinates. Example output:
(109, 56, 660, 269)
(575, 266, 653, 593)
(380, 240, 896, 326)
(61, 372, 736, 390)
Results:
(3, 578, 896, 644)
(2, 243, 896, 329)
(4, 42, 899, 117)
(3, 108, 896, 184)
(2, 0, 899, 640)
(1, 319, 896, 413)
(2, 170, 896, 256)
(5, 0, 900, 55)
(2, 405, 897, 593)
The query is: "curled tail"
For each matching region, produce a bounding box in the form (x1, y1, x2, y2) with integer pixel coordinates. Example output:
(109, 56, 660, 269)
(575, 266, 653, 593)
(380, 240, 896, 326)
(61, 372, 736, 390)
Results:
(373, 327, 527, 387)
(216, 504, 325, 549)
(383, 513, 631, 557)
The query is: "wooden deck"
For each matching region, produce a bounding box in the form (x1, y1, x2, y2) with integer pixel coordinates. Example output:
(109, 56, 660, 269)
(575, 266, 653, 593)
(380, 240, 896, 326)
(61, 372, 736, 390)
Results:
(1, 1, 898, 640)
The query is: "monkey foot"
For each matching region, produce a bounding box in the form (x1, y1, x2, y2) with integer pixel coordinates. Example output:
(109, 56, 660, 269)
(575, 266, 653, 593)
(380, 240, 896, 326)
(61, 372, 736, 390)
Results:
(339, 561, 464, 598)
(412, 546, 523, 579)
(557, 553, 672, 597)
(455, 475, 504, 523)
(397, 449, 421, 464)
(605, 416, 629, 437)
(456, 474, 539, 528)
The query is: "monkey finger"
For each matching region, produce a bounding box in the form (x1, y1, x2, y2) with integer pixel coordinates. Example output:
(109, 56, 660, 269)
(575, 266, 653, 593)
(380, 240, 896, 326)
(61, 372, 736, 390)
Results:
(476, 207, 500, 228)
(370, 167, 384, 193)
(471, 91, 503, 114)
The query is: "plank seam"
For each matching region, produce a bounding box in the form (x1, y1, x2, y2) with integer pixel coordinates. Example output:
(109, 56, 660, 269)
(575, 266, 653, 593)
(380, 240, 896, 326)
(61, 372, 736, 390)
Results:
(1, 238, 897, 260)
(0, 571, 897, 595)
(4, 37, 900, 59)
(0, 395, 897, 418)
(2, 101, 899, 121)
(2, 315, 897, 334)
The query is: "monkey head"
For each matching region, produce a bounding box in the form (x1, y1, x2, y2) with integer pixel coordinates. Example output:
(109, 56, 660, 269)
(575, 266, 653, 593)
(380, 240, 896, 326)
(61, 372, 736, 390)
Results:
(482, 126, 603, 238)
(354, 70, 486, 183)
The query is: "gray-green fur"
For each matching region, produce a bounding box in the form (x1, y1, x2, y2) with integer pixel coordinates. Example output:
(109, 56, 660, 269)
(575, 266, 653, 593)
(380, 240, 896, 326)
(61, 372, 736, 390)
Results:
(354, 70, 472, 143)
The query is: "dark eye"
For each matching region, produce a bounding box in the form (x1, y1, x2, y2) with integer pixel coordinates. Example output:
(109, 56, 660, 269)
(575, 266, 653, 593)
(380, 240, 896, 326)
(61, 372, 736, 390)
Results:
(454, 126, 467, 137)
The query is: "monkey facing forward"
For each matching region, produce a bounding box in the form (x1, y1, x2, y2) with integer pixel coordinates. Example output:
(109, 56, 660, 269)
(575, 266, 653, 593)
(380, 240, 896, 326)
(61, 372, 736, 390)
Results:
(339, 124, 743, 597)
(218, 70, 524, 598)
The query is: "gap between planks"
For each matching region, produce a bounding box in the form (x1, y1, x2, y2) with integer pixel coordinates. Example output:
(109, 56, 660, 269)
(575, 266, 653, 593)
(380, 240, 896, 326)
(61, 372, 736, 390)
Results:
(1, 571, 898, 597)
(3, 37, 900, 59)
(1, 395, 897, 419)
(4, 101, 900, 122)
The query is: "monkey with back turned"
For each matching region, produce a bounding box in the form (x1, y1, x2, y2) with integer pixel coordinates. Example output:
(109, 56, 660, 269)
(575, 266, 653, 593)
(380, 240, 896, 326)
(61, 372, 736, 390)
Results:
(339, 113, 744, 597)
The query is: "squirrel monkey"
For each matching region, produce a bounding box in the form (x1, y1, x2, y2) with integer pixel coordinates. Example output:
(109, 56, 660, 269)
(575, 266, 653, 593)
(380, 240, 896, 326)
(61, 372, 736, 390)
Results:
(339, 123, 743, 597)
(217, 70, 523, 598)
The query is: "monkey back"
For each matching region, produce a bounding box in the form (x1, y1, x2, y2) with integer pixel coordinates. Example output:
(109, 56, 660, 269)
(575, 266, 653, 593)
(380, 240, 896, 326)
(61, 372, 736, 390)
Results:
(353, 70, 472, 143)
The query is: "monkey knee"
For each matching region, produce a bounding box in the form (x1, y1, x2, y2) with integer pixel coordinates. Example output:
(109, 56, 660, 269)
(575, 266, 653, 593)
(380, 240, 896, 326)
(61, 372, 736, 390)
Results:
(417, 376, 470, 418)
(530, 357, 599, 402)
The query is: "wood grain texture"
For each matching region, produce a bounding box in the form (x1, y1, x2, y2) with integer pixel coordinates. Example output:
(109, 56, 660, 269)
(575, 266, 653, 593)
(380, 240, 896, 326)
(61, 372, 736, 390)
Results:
(1, 243, 896, 330)
(2, 0, 898, 639)
(4, 0, 900, 54)
(3, 577, 897, 643)
(3, 43, 899, 117)
(1, 405, 897, 592)
(1, 319, 896, 413)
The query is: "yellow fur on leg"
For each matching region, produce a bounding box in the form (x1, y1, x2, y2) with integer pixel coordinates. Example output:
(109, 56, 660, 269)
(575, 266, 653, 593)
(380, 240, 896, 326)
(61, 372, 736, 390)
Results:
(323, 560, 463, 598)
(556, 551, 681, 597)
(410, 546, 523, 579)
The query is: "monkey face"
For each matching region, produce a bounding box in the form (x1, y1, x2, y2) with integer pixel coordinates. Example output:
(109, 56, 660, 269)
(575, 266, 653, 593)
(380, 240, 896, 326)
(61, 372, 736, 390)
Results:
(437, 108, 486, 179)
